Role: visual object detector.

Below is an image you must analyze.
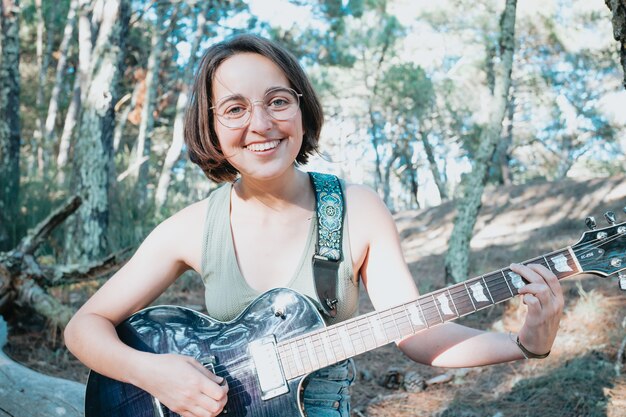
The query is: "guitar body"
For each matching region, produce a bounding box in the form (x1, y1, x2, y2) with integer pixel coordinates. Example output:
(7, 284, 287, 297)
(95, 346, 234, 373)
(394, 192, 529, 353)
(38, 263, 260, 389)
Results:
(85, 288, 325, 417)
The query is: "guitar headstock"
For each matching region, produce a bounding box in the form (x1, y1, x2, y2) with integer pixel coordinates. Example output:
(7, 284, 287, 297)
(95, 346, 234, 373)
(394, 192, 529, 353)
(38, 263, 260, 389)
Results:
(572, 211, 626, 288)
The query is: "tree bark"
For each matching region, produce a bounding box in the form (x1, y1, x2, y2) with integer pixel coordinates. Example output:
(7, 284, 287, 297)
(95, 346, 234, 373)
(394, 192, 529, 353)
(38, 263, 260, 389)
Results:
(444, 0, 517, 283)
(420, 130, 448, 200)
(0, 0, 21, 252)
(131, 2, 168, 209)
(45, 0, 79, 145)
(155, 6, 207, 213)
(606, 0, 626, 88)
(66, 0, 130, 263)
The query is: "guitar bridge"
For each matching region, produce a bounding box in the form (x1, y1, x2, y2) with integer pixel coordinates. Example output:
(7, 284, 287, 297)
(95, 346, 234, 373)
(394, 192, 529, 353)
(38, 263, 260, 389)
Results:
(249, 335, 289, 400)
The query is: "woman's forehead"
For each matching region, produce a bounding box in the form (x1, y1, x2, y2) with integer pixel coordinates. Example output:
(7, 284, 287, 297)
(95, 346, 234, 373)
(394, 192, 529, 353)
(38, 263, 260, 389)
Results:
(212, 53, 290, 99)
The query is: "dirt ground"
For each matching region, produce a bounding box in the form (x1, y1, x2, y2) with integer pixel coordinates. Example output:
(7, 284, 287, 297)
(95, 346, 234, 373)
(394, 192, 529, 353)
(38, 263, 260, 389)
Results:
(3, 176, 626, 416)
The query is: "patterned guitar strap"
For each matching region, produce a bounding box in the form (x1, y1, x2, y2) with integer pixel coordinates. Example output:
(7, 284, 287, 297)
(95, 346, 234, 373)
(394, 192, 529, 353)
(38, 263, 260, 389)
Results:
(308, 172, 344, 318)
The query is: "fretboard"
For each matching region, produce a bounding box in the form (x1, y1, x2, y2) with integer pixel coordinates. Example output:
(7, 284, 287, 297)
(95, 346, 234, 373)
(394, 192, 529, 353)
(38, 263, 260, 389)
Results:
(277, 246, 581, 379)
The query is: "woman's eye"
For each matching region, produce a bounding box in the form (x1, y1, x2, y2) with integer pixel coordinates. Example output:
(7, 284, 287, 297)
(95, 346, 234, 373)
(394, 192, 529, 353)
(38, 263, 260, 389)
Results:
(225, 105, 246, 117)
(269, 98, 289, 108)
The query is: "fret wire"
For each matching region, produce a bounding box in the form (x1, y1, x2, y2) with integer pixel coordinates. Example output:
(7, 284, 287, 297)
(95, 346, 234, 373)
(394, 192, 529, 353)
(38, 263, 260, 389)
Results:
(419, 297, 439, 327)
(277, 344, 294, 379)
(392, 306, 406, 339)
(481, 276, 495, 303)
(542, 255, 554, 273)
(449, 282, 475, 315)
(500, 270, 515, 296)
(330, 326, 347, 362)
(348, 320, 366, 354)
(463, 281, 478, 311)
(357, 316, 377, 350)
(304, 335, 321, 372)
(394, 306, 412, 338)
(335, 324, 351, 358)
(321, 329, 338, 365)
(297, 338, 309, 373)
(431, 294, 444, 323)
(291, 340, 305, 375)
(402, 303, 416, 334)
(313, 332, 332, 366)
(380, 309, 399, 340)
(415, 299, 428, 328)
(309, 333, 328, 369)
(446, 288, 460, 317)
(484, 272, 512, 303)
(297, 337, 313, 373)
(282, 343, 298, 379)
(367, 312, 385, 346)
(380, 310, 400, 341)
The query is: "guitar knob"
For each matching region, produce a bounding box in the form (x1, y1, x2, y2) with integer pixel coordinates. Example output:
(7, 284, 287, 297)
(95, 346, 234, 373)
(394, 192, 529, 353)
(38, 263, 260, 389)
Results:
(585, 216, 597, 230)
(604, 211, 617, 225)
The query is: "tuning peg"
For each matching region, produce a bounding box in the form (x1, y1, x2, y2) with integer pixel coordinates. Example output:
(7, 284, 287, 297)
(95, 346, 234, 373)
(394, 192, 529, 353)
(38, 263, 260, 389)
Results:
(604, 211, 617, 225)
(585, 216, 597, 230)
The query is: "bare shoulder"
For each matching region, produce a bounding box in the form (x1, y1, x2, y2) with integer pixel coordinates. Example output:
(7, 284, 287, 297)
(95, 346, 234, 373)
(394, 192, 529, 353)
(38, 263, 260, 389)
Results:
(143, 198, 209, 273)
(343, 182, 395, 228)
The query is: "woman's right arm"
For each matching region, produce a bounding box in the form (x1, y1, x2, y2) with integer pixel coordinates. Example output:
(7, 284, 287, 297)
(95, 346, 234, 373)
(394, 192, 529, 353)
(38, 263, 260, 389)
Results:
(64, 201, 228, 417)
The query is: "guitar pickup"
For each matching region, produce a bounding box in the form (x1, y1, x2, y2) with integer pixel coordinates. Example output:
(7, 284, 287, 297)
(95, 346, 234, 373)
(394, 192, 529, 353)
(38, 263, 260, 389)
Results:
(249, 336, 289, 400)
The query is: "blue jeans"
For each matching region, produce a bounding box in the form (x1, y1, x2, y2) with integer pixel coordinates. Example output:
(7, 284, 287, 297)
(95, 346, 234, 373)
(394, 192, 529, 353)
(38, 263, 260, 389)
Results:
(302, 360, 355, 417)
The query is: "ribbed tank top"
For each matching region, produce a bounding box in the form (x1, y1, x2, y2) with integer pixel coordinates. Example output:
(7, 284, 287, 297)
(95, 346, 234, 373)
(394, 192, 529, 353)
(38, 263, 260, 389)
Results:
(200, 181, 359, 324)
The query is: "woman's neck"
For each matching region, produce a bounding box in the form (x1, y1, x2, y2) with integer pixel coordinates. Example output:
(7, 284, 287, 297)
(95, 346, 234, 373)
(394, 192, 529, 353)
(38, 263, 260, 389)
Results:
(233, 167, 313, 213)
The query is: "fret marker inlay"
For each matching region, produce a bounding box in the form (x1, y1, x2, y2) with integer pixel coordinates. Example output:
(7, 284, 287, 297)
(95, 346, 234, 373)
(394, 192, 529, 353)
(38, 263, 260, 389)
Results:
(436, 293, 454, 315)
(469, 282, 489, 302)
(508, 271, 524, 289)
(551, 254, 572, 272)
(407, 304, 424, 326)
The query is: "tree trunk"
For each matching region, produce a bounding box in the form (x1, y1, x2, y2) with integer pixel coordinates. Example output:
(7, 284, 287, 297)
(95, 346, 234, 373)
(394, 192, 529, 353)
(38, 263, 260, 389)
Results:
(420, 130, 448, 200)
(495, 90, 515, 186)
(131, 3, 168, 209)
(45, 0, 78, 145)
(112, 79, 141, 152)
(155, 6, 207, 213)
(444, 0, 517, 283)
(0, 0, 21, 252)
(56, 75, 81, 185)
(606, 0, 626, 88)
(66, 0, 130, 263)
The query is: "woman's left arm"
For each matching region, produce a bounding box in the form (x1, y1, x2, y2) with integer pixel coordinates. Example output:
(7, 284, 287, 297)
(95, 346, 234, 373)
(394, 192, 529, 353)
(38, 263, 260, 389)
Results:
(344, 184, 564, 368)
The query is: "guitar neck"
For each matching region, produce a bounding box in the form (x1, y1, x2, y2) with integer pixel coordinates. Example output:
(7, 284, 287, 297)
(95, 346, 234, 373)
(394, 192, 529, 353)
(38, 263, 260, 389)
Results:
(277, 246, 582, 379)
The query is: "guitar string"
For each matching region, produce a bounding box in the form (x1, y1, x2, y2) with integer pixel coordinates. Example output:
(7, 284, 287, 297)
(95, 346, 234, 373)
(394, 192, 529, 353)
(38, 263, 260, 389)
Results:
(164, 232, 625, 399)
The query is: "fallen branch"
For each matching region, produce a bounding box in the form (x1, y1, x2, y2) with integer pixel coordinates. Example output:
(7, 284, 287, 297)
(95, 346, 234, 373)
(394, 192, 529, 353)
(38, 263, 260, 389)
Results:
(15, 195, 81, 256)
(44, 247, 133, 286)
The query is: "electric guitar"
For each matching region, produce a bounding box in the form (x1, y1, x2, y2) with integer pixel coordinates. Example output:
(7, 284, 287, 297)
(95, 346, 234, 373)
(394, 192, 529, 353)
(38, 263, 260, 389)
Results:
(85, 216, 626, 417)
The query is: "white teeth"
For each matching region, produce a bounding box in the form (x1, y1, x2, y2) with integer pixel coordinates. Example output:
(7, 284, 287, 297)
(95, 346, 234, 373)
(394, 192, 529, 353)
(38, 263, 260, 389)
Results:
(246, 140, 280, 152)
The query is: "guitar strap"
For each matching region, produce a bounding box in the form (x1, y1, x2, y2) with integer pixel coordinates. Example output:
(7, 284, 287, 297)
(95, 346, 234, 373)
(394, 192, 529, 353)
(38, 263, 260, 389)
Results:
(308, 172, 344, 318)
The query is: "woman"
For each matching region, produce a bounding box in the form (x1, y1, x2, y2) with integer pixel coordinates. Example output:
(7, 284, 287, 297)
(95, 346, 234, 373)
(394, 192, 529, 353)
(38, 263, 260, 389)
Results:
(64, 34, 563, 417)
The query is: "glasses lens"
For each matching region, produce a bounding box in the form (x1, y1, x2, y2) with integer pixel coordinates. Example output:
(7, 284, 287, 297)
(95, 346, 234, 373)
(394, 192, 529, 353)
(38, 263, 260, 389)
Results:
(215, 96, 250, 128)
(263, 88, 300, 121)
(214, 88, 301, 128)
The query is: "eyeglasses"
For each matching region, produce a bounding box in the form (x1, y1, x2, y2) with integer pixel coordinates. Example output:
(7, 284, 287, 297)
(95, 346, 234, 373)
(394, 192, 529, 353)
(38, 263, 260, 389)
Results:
(211, 87, 302, 129)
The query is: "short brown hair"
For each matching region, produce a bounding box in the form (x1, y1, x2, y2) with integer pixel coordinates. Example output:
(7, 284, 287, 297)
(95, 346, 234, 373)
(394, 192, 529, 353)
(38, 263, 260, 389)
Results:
(184, 34, 324, 183)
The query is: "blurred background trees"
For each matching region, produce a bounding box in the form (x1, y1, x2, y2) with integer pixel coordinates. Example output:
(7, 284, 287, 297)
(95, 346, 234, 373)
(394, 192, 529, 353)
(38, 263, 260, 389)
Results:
(0, 0, 624, 294)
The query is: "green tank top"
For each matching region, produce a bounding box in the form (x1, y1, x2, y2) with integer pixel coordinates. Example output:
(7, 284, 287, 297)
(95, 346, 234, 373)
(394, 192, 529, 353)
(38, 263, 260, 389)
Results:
(200, 181, 359, 324)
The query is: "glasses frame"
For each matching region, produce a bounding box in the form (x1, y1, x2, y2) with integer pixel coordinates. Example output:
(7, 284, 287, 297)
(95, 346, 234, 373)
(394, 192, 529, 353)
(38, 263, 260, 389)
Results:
(210, 87, 303, 129)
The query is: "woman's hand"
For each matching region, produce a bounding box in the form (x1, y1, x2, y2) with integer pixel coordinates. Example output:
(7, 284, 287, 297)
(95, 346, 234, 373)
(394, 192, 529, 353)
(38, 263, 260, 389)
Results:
(138, 353, 228, 417)
(512, 263, 564, 356)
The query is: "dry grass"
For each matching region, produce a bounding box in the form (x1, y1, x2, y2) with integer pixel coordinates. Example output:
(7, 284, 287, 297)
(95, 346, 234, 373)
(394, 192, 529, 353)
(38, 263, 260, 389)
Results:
(3, 175, 626, 416)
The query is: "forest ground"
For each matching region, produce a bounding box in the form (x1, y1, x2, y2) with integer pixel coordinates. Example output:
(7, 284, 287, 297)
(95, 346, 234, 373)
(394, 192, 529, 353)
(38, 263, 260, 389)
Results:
(3, 176, 626, 417)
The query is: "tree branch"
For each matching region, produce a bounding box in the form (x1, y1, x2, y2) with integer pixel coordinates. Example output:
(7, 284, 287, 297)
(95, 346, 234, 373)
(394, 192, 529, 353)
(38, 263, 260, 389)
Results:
(14, 195, 82, 256)
(43, 247, 133, 286)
